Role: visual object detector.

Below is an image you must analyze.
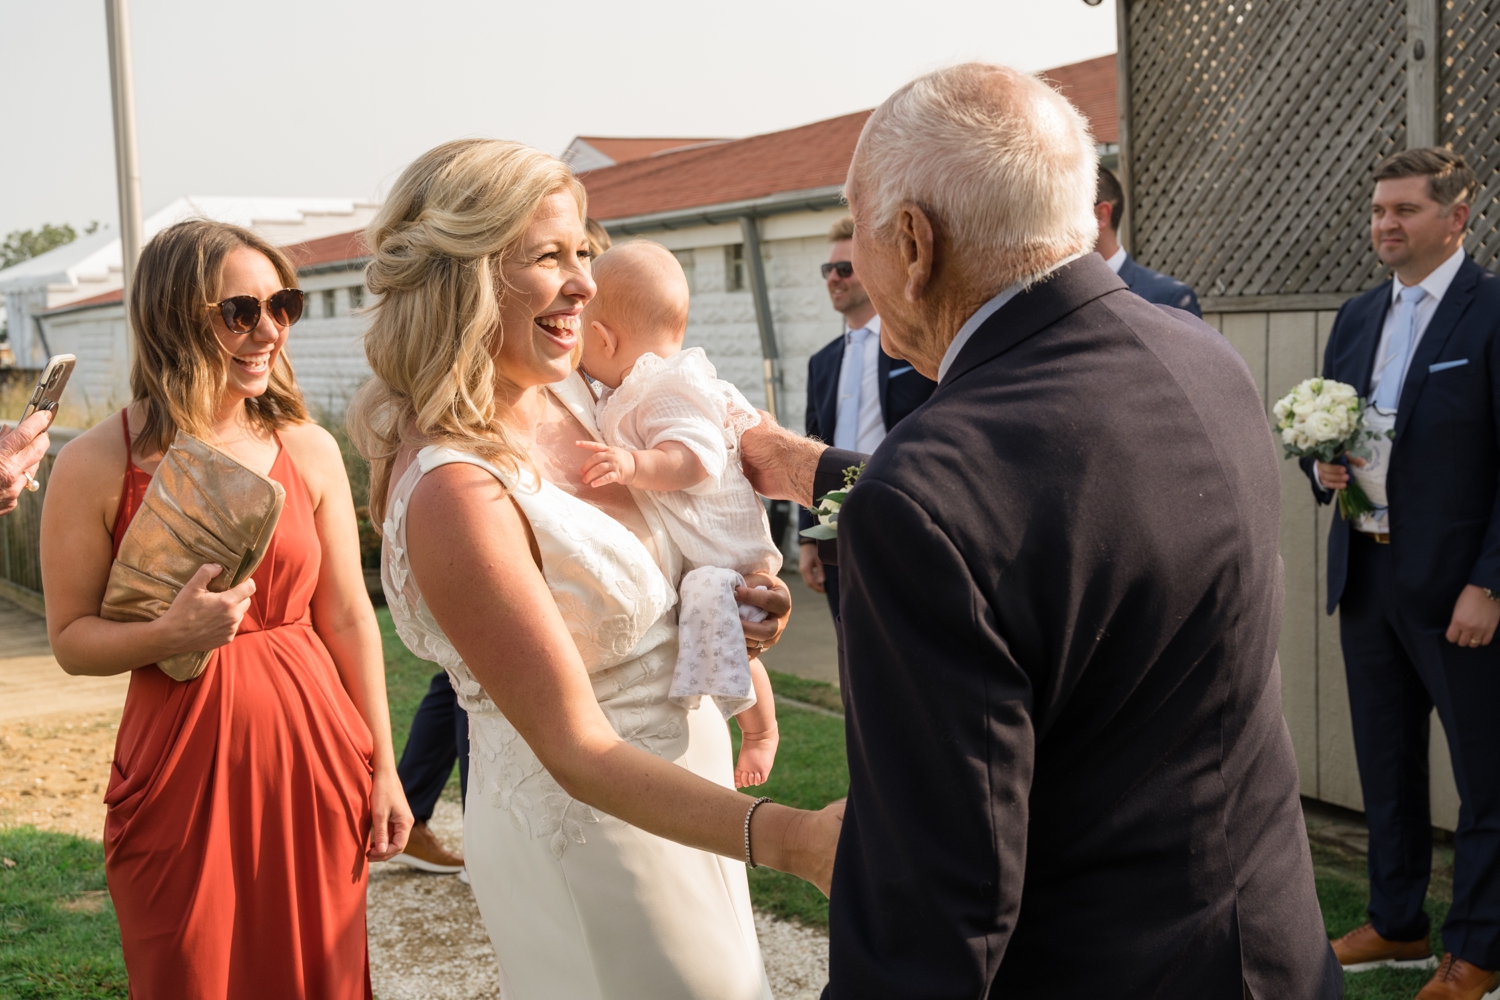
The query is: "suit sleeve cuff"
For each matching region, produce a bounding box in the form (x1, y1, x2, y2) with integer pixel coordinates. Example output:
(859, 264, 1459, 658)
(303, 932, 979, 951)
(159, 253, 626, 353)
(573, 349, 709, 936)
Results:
(814, 448, 867, 568)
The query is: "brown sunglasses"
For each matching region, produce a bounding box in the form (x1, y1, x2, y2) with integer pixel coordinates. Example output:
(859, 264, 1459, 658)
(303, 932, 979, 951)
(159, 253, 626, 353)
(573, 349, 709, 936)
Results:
(208, 288, 305, 333)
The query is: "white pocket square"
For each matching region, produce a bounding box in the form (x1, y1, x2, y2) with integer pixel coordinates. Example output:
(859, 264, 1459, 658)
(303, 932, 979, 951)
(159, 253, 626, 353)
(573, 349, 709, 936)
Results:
(1429, 359, 1469, 373)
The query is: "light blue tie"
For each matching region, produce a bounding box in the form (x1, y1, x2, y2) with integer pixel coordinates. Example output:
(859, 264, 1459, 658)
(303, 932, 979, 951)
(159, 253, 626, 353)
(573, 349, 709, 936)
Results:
(1373, 285, 1427, 411)
(834, 328, 870, 451)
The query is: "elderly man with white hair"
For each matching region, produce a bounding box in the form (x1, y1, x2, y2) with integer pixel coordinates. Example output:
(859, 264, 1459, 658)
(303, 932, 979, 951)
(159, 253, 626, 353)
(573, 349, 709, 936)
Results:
(743, 63, 1340, 999)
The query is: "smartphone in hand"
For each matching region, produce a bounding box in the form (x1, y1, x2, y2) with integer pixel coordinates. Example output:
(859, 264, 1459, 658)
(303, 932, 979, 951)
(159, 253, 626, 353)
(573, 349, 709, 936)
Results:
(21, 354, 76, 423)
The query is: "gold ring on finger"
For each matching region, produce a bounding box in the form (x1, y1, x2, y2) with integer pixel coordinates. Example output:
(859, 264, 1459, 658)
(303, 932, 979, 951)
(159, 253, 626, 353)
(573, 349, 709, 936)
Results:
(1471, 640, 1482, 648)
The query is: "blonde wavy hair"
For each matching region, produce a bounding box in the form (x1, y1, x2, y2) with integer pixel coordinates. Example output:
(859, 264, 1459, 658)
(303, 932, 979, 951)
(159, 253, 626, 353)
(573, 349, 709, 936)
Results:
(347, 139, 586, 523)
(129, 219, 308, 457)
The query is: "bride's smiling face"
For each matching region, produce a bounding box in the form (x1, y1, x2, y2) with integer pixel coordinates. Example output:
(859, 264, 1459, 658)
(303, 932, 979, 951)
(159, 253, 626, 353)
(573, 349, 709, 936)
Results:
(493, 189, 596, 389)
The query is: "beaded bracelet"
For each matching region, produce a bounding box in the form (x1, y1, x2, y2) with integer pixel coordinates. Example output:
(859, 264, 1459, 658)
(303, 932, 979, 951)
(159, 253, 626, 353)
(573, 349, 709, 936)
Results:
(744, 796, 773, 868)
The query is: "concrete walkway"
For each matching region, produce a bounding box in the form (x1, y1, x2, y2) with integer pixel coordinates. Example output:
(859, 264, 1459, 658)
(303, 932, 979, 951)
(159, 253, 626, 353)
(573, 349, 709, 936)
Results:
(0, 599, 129, 723)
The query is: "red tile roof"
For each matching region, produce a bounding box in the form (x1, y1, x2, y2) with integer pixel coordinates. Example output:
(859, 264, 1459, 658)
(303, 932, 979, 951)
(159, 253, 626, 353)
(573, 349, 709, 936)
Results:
(575, 137, 724, 164)
(283, 229, 369, 269)
(41, 288, 123, 313)
(1038, 54, 1117, 145)
(583, 110, 871, 222)
(582, 55, 1118, 223)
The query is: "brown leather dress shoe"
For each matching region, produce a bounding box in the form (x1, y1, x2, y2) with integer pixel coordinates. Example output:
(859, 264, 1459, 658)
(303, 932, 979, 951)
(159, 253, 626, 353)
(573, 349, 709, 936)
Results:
(1330, 922, 1437, 972)
(1415, 954, 1500, 1000)
(388, 821, 465, 874)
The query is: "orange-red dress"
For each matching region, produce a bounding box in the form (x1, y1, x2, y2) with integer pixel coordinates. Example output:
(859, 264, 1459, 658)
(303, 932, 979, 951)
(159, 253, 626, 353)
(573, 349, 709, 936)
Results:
(103, 412, 374, 1000)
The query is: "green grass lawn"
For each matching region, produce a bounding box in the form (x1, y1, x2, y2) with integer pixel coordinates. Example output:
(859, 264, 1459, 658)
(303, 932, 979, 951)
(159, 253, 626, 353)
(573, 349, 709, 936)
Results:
(0, 827, 127, 999)
(733, 670, 851, 929)
(0, 616, 1457, 994)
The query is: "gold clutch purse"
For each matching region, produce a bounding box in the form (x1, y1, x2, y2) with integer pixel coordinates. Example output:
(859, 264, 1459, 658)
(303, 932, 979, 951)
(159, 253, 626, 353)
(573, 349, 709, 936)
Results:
(100, 430, 285, 681)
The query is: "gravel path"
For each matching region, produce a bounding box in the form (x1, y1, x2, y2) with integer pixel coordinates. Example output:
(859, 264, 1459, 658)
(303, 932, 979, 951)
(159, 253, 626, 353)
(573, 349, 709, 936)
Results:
(368, 799, 829, 999)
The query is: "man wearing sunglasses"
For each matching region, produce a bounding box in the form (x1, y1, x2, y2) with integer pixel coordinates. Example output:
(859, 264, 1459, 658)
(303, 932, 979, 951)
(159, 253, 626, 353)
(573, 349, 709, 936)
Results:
(799, 216, 936, 620)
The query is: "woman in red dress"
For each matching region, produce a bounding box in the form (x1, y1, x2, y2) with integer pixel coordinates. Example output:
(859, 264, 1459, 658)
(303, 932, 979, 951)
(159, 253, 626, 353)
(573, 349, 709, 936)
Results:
(40, 219, 411, 999)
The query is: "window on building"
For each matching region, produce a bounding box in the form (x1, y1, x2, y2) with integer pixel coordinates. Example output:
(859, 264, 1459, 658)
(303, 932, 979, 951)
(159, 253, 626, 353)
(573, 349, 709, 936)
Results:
(672, 249, 696, 294)
(348, 285, 365, 310)
(322, 289, 336, 318)
(726, 245, 746, 292)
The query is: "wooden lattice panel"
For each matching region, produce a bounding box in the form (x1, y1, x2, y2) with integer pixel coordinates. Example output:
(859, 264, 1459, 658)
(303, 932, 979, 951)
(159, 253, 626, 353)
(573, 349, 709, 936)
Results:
(1127, 0, 1408, 298)
(1441, 0, 1500, 272)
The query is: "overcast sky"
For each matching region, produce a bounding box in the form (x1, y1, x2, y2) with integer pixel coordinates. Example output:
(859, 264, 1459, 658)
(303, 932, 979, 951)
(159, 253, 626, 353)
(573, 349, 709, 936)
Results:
(0, 0, 1116, 240)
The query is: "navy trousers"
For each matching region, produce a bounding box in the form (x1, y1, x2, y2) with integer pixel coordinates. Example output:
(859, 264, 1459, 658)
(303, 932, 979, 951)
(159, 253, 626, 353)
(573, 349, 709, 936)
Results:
(1342, 532, 1500, 967)
(397, 672, 469, 823)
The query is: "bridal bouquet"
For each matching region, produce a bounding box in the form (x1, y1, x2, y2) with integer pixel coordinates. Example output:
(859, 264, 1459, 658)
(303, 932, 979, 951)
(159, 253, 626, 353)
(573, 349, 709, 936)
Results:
(800, 462, 865, 540)
(1272, 377, 1392, 520)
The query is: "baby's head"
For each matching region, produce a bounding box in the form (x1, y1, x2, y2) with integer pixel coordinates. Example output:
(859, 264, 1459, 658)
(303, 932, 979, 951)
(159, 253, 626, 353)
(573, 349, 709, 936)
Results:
(580, 240, 690, 388)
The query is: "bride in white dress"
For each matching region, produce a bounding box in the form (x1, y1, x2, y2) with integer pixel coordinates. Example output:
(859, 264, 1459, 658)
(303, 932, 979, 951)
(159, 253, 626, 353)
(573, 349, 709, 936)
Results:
(348, 139, 843, 1000)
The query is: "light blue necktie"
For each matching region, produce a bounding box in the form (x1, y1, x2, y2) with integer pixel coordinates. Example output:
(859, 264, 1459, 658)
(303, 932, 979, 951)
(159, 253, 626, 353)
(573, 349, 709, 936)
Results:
(834, 328, 871, 451)
(1373, 285, 1427, 411)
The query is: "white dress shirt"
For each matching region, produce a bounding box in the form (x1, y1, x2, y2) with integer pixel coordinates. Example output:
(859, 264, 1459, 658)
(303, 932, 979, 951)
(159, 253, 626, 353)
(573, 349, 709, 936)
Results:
(835, 314, 888, 454)
(937, 253, 1088, 384)
(1315, 246, 1467, 532)
(1104, 246, 1128, 274)
(1368, 245, 1466, 400)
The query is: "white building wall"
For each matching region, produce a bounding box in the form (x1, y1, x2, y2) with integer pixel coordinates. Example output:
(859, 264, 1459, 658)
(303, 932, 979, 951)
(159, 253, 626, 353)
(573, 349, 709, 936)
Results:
(36, 304, 131, 418)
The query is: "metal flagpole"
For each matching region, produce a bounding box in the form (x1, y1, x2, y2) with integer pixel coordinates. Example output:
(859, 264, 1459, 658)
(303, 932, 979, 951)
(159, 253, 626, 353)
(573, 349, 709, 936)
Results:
(104, 0, 144, 367)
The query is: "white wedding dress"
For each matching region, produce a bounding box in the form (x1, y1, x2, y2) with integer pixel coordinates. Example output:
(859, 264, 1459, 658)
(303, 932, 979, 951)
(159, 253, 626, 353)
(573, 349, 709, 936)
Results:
(381, 377, 772, 1000)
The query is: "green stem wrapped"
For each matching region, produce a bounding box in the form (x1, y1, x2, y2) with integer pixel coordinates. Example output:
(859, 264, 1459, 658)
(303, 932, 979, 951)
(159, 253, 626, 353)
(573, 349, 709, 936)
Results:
(1337, 480, 1376, 522)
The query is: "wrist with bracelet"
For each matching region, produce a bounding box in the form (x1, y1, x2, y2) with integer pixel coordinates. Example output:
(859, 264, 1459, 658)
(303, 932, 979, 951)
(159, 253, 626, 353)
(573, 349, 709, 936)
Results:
(743, 796, 773, 869)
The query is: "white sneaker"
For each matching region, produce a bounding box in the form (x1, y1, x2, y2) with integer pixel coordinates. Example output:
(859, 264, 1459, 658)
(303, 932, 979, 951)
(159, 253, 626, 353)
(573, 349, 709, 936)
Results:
(458, 866, 470, 885)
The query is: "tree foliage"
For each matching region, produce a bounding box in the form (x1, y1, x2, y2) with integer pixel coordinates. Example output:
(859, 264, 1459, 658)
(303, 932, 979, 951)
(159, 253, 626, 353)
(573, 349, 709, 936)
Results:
(0, 221, 100, 270)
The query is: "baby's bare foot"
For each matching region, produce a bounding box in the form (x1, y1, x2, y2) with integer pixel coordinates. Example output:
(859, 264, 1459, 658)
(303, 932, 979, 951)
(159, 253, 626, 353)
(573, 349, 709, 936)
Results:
(734, 729, 779, 788)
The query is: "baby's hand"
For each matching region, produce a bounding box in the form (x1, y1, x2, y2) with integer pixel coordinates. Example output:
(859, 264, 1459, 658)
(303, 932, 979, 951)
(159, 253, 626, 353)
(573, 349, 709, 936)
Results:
(577, 440, 637, 488)
(734, 725, 779, 788)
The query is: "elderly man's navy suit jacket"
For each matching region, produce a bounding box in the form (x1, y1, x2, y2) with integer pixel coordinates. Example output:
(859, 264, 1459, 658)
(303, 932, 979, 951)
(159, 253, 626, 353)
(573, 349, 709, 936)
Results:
(817, 254, 1340, 999)
(1118, 253, 1202, 316)
(1300, 255, 1500, 619)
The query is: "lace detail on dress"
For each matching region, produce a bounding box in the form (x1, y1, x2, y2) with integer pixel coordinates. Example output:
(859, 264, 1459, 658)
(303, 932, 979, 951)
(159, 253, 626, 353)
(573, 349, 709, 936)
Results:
(381, 445, 683, 857)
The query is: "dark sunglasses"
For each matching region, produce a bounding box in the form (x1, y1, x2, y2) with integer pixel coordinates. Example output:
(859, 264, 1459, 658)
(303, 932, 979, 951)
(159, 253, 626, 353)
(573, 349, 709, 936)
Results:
(820, 261, 854, 280)
(209, 288, 305, 333)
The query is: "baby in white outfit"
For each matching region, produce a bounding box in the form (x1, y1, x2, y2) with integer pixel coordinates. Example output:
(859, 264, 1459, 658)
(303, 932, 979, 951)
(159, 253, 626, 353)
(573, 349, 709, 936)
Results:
(577, 241, 781, 788)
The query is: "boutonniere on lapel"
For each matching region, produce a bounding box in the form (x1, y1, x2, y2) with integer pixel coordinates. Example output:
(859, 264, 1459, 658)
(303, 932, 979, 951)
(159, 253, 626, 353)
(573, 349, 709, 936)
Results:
(800, 463, 866, 540)
(1273, 377, 1394, 520)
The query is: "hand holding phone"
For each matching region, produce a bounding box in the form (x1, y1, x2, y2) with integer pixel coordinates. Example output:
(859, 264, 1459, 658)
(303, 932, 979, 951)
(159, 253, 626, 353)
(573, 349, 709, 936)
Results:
(21, 354, 76, 424)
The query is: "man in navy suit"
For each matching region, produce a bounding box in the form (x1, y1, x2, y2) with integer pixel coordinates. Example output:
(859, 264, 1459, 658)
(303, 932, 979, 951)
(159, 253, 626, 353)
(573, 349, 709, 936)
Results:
(798, 215, 935, 618)
(1303, 148, 1500, 1000)
(1095, 165, 1201, 316)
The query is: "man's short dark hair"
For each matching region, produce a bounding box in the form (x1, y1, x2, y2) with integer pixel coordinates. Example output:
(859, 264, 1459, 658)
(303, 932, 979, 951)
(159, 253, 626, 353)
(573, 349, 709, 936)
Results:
(829, 216, 855, 242)
(1374, 148, 1478, 210)
(1096, 166, 1124, 231)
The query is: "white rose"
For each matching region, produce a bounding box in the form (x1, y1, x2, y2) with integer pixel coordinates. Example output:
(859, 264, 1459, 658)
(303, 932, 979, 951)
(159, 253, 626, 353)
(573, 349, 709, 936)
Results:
(1305, 411, 1338, 442)
(818, 498, 842, 528)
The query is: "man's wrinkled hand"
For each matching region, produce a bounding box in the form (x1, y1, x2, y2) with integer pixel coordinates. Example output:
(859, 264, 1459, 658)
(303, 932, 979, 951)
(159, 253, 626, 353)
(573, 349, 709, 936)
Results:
(0, 411, 53, 516)
(740, 412, 824, 507)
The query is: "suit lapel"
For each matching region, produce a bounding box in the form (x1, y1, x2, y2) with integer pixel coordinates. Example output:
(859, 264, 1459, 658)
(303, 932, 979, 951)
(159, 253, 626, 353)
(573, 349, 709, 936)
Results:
(876, 348, 892, 428)
(817, 338, 845, 439)
(1353, 283, 1393, 398)
(1396, 256, 1480, 439)
(939, 255, 1128, 390)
